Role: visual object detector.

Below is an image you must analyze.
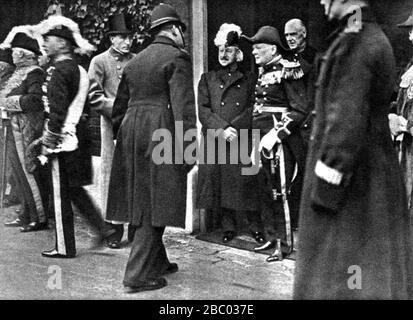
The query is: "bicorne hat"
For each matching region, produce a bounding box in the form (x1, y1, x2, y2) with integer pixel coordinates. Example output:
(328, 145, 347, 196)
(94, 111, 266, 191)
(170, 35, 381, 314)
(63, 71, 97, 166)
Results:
(107, 13, 132, 36)
(398, 9, 413, 28)
(149, 3, 186, 33)
(0, 25, 42, 56)
(242, 26, 289, 52)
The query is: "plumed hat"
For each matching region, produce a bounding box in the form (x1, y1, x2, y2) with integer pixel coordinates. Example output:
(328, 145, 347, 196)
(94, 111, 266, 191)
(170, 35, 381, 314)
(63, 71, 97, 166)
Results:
(149, 3, 186, 33)
(35, 15, 96, 55)
(0, 25, 42, 55)
(214, 23, 242, 47)
(398, 9, 413, 28)
(242, 26, 289, 53)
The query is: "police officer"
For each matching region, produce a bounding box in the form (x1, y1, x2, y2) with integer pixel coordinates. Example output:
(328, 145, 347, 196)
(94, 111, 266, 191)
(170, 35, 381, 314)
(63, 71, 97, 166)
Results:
(243, 26, 309, 262)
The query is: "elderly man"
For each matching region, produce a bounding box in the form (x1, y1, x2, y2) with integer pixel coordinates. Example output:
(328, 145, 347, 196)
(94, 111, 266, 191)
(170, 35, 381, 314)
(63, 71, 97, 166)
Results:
(388, 9, 413, 216)
(88, 13, 136, 249)
(106, 4, 197, 292)
(244, 26, 309, 262)
(196, 23, 264, 245)
(294, 0, 413, 299)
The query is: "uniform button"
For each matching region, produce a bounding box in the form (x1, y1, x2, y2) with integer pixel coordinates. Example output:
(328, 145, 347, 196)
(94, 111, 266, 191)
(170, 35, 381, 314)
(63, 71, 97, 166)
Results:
(304, 124, 308, 128)
(236, 102, 240, 106)
(115, 57, 119, 61)
(256, 84, 259, 87)
(117, 65, 121, 70)
(118, 75, 122, 79)
(237, 84, 241, 88)
(265, 85, 269, 88)
(220, 85, 224, 89)
(264, 97, 267, 101)
(221, 102, 225, 106)
(228, 73, 232, 77)
(263, 92, 267, 95)
(254, 91, 257, 95)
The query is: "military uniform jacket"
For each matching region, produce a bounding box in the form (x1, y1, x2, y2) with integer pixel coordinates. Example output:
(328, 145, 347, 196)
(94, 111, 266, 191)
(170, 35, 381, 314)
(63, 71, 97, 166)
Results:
(106, 36, 197, 228)
(196, 65, 259, 211)
(42, 59, 92, 187)
(253, 57, 309, 172)
(294, 9, 413, 299)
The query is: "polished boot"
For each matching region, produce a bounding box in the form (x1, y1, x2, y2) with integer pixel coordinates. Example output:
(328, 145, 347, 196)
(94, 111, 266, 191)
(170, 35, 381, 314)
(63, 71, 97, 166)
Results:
(20, 221, 48, 232)
(4, 218, 22, 227)
(222, 231, 235, 243)
(163, 263, 178, 275)
(266, 239, 284, 262)
(124, 277, 167, 293)
(252, 231, 266, 244)
(41, 249, 75, 259)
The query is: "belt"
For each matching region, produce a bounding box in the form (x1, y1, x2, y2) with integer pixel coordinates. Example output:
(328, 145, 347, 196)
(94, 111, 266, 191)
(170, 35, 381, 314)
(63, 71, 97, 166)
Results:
(254, 105, 288, 114)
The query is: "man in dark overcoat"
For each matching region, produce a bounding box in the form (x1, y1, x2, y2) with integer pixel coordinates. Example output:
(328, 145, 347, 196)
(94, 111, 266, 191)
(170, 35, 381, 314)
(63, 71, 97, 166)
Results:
(243, 26, 309, 262)
(88, 13, 136, 248)
(106, 4, 197, 292)
(196, 23, 265, 244)
(294, 0, 413, 299)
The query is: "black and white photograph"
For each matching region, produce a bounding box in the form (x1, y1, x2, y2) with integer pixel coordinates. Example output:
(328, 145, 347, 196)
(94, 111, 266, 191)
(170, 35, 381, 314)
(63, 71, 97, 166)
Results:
(0, 0, 413, 305)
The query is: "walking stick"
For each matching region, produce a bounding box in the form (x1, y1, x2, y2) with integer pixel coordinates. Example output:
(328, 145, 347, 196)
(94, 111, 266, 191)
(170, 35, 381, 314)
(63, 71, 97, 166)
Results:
(0, 109, 9, 216)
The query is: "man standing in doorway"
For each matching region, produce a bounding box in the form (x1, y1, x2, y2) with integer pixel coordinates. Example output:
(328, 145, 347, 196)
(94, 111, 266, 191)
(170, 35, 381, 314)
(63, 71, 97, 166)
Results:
(88, 13, 136, 249)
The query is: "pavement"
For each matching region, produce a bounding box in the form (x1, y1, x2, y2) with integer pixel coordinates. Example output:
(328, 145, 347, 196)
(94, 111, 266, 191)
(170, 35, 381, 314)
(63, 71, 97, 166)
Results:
(0, 203, 295, 300)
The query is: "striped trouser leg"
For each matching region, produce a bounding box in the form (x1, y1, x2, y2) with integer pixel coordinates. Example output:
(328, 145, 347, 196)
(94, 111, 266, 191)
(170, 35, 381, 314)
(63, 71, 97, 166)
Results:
(50, 155, 76, 256)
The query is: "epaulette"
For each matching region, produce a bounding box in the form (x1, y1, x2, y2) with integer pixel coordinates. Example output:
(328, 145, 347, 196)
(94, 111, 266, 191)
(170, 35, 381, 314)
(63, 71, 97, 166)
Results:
(280, 59, 304, 80)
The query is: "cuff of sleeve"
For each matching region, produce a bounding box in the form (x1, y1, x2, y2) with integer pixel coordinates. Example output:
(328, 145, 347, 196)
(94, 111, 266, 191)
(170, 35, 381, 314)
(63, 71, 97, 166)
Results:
(42, 125, 62, 149)
(311, 176, 346, 213)
(101, 99, 115, 118)
(4, 96, 22, 112)
(276, 127, 291, 141)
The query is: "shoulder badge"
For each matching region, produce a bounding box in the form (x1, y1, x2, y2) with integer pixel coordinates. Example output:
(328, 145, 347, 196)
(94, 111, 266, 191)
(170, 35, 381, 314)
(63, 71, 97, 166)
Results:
(280, 59, 304, 80)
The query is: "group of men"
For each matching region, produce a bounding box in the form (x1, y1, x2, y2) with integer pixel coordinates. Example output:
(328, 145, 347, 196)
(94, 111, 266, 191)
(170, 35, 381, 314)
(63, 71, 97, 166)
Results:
(1, 0, 413, 298)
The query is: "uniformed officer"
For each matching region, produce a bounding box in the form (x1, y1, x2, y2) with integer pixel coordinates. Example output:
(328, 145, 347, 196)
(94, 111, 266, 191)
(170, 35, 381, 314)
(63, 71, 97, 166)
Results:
(243, 26, 309, 262)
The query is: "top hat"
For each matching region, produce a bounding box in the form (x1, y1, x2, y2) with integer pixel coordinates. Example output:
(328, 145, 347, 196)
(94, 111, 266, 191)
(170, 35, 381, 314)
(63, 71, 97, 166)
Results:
(242, 26, 289, 52)
(107, 13, 132, 36)
(0, 48, 13, 65)
(149, 3, 186, 33)
(398, 9, 413, 28)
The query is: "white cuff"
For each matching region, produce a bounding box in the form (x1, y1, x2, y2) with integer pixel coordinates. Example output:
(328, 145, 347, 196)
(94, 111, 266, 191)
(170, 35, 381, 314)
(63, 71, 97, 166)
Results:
(314, 160, 343, 186)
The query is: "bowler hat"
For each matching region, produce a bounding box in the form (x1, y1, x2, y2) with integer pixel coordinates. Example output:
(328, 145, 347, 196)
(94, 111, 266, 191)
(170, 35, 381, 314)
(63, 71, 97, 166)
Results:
(11, 32, 41, 55)
(107, 13, 132, 36)
(0, 48, 13, 65)
(44, 25, 77, 47)
(242, 26, 289, 52)
(149, 3, 186, 33)
(398, 9, 413, 28)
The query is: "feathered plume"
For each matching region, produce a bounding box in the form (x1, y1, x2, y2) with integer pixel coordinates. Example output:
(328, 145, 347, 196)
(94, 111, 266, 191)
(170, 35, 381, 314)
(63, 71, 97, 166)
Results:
(34, 15, 96, 56)
(214, 23, 242, 47)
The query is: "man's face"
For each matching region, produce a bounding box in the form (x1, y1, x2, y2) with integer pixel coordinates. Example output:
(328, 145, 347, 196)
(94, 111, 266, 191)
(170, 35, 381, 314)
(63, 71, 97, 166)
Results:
(218, 45, 238, 67)
(110, 34, 133, 53)
(11, 48, 24, 65)
(42, 35, 61, 57)
(252, 43, 276, 66)
(285, 24, 306, 50)
(172, 24, 185, 49)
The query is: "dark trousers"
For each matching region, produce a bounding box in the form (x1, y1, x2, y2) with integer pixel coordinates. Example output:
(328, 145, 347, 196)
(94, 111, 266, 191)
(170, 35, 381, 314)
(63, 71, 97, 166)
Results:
(221, 208, 262, 234)
(49, 155, 105, 256)
(123, 212, 170, 286)
(258, 143, 299, 254)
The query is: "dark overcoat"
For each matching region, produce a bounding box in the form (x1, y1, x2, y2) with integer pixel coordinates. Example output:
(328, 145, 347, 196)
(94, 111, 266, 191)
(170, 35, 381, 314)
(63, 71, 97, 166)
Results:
(196, 65, 259, 211)
(294, 10, 413, 299)
(106, 36, 197, 228)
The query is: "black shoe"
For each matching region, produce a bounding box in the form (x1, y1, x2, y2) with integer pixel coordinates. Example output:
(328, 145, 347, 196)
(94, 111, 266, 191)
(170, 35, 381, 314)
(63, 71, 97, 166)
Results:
(106, 239, 121, 249)
(252, 231, 266, 244)
(124, 278, 167, 293)
(163, 263, 178, 275)
(4, 218, 22, 227)
(266, 248, 284, 263)
(127, 224, 137, 243)
(41, 249, 75, 259)
(222, 231, 235, 243)
(254, 241, 275, 252)
(20, 221, 48, 233)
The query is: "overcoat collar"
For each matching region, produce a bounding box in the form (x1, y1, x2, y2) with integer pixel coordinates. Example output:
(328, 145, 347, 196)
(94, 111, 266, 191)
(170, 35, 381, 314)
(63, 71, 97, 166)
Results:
(216, 63, 244, 96)
(152, 35, 181, 50)
(109, 47, 133, 61)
